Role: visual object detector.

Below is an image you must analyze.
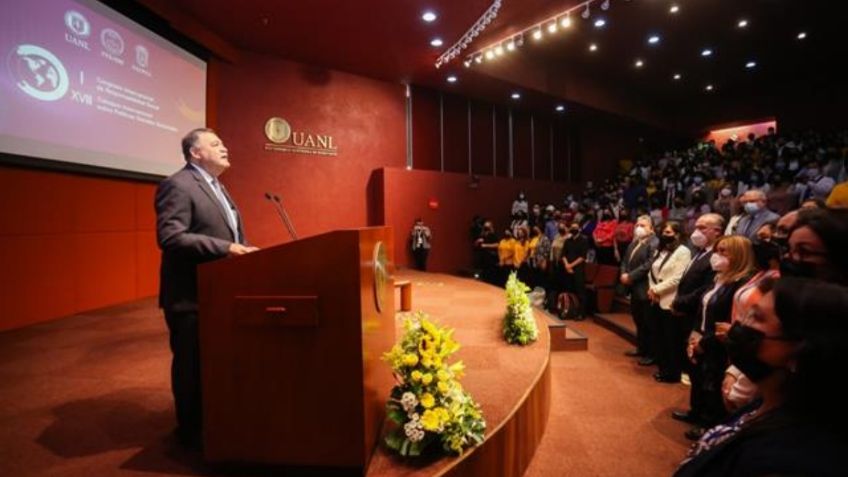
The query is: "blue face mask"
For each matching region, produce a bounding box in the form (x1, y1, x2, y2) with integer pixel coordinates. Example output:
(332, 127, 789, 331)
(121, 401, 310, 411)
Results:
(744, 202, 761, 215)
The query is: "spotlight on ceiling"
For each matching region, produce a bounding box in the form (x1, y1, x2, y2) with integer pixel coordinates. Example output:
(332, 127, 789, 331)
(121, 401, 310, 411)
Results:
(701, 48, 713, 57)
(705, 84, 714, 92)
(594, 18, 606, 28)
(511, 92, 521, 100)
(430, 38, 443, 47)
(745, 61, 757, 69)
(738, 19, 748, 28)
(589, 43, 598, 52)
(648, 35, 660, 45)
(669, 4, 680, 14)
(422, 11, 437, 22)
(506, 40, 516, 51)
(447, 75, 458, 83)
(495, 45, 504, 56)
(560, 14, 572, 28)
(485, 50, 495, 60)
(548, 22, 558, 34)
(474, 55, 483, 64)
(582, 3, 591, 19)
(601, 0, 610, 11)
(797, 31, 807, 40)
(533, 28, 543, 41)
(556, 105, 566, 112)
(673, 73, 682, 80)
(634, 59, 644, 68)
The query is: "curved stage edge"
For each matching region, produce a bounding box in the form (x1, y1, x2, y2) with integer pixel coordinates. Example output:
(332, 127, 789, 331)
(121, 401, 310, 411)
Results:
(366, 270, 552, 477)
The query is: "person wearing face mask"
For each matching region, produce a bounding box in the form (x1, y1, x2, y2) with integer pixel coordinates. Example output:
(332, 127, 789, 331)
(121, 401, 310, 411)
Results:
(620, 216, 660, 362)
(563, 224, 590, 319)
(677, 236, 756, 440)
(780, 208, 848, 285)
(712, 187, 734, 223)
(674, 278, 848, 477)
(734, 190, 779, 240)
(548, 222, 570, 312)
(474, 219, 500, 285)
(648, 221, 692, 382)
(511, 191, 528, 216)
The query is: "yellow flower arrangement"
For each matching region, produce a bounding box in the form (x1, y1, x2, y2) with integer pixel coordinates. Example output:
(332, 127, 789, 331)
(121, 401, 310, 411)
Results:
(382, 312, 486, 457)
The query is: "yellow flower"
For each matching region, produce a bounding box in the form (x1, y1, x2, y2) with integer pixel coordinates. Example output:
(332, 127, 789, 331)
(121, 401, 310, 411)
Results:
(437, 380, 450, 395)
(411, 370, 423, 382)
(421, 373, 433, 385)
(420, 409, 441, 431)
(402, 353, 419, 366)
(437, 369, 450, 381)
(420, 392, 435, 408)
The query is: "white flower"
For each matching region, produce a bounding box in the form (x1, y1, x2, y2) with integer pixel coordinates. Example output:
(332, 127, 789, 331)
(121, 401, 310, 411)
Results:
(401, 392, 418, 412)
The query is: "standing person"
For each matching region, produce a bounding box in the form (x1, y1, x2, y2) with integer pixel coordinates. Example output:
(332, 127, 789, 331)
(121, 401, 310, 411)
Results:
(474, 219, 499, 285)
(648, 221, 692, 382)
(592, 210, 618, 265)
(620, 215, 659, 363)
(563, 223, 590, 319)
(410, 218, 432, 271)
(734, 190, 779, 240)
(156, 128, 258, 447)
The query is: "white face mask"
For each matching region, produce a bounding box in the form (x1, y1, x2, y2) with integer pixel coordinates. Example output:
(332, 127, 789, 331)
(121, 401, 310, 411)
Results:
(690, 229, 708, 248)
(633, 225, 649, 240)
(710, 253, 730, 272)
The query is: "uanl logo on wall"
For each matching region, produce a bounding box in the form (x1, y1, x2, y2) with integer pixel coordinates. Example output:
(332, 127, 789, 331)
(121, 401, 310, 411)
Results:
(264, 117, 338, 157)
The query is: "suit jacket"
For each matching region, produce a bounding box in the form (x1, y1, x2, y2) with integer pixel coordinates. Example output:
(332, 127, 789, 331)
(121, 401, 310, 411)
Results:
(672, 248, 716, 317)
(620, 235, 659, 301)
(156, 165, 246, 312)
(648, 245, 692, 310)
(734, 208, 780, 239)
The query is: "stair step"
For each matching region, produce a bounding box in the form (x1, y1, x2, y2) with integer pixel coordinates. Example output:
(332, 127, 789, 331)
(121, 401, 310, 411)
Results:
(536, 307, 588, 352)
(593, 312, 636, 345)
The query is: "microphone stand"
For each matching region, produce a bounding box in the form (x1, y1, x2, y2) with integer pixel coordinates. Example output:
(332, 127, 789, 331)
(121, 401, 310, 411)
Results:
(264, 192, 299, 241)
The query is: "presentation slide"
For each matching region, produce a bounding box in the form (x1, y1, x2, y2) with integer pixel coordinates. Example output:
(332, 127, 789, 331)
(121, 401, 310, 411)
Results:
(0, 0, 206, 176)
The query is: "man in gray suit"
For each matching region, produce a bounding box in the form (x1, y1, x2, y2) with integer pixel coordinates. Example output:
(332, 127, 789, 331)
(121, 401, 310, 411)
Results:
(155, 128, 258, 447)
(734, 189, 779, 239)
(620, 215, 659, 364)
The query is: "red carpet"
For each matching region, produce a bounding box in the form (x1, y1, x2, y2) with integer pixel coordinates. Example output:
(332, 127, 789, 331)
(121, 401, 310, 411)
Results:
(0, 276, 690, 476)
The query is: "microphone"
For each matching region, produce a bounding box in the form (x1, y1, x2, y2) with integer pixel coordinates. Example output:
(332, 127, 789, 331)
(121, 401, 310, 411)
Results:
(264, 192, 299, 240)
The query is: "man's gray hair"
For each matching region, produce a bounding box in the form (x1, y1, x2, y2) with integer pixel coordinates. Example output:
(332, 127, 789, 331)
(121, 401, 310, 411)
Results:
(181, 127, 216, 161)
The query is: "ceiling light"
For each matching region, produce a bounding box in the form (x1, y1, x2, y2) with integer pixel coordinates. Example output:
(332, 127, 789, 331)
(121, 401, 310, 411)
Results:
(648, 35, 660, 44)
(533, 28, 543, 40)
(705, 84, 714, 91)
(589, 43, 598, 52)
(797, 31, 807, 40)
(738, 19, 748, 28)
(474, 55, 483, 64)
(556, 105, 566, 112)
(506, 40, 516, 51)
(673, 73, 682, 80)
(463, 60, 471, 68)
(745, 61, 757, 69)
(495, 45, 504, 56)
(422, 11, 437, 22)
(511, 92, 521, 100)
(582, 3, 591, 19)
(594, 18, 606, 28)
(447, 75, 458, 83)
(485, 50, 495, 60)
(560, 15, 572, 28)
(635, 59, 644, 68)
(430, 38, 443, 47)
(669, 5, 680, 14)
(601, 0, 610, 11)
(548, 22, 558, 34)
(701, 48, 713, 57)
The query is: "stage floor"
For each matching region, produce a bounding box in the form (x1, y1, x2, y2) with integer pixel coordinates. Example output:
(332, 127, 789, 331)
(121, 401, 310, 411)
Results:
(0, 271, 690, 476)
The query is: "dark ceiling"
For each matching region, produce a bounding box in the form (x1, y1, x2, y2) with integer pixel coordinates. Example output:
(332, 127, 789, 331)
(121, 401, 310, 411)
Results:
(134, 0, 848, 134)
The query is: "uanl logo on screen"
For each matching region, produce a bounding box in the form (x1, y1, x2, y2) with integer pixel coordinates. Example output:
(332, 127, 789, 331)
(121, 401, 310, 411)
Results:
(64, 10, 91, 50)
(9, 44, 69, 101)
(264, 117, 338, 157)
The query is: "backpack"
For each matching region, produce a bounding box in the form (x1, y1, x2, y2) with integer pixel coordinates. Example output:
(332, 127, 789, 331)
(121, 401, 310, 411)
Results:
(557, 292, 581, 320)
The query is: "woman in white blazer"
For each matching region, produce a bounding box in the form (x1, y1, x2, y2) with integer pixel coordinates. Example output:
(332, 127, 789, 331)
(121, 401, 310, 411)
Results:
(648, 221, 692, 383)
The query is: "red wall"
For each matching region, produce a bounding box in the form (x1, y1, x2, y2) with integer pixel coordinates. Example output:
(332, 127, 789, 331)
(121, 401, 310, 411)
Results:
(213, 52, 407, 248)
(381, 167, 578, 272)
(0, 165, 159, 331)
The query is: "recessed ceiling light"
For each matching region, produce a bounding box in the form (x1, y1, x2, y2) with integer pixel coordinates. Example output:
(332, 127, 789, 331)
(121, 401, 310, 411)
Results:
(738, 19, 748, 28)
(594, 18, 606, 28)
(548, 22, 558, 34)
(560, 15, 572, 28)
(511, 92, 521, 100)
(635, 59, 644, 68)
(446, 75, 458, 83)
(648, 35, 661, 45)
(797, 31, 807, 40)
(673, 73, 682, 80)
(556, 105, 566, 112)
(589, 43, 598, 52)
(745, 61, 757, 69)
(430, 38, 443, 47)
(533, 29, 543, 41)
(701, 48, 713, 57)
(422, 11, 437, 23)
(705, 84, 714, 91)
(670, 4, 680, 14)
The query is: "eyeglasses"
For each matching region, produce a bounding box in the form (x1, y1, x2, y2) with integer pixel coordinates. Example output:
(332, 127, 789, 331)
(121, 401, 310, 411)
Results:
(787, 247, 828, 262)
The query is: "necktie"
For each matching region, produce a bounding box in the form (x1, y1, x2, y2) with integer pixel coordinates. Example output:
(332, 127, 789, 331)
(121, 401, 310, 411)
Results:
(210, 178, 239, 243)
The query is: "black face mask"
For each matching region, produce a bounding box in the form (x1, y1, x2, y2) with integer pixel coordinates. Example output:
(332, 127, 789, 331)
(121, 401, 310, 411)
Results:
(725, 323, 777, 382)
(772, 235, 789, 256)
(569, 228, 580, 236)
(779, 259, 818, 279)
(659, 234, 676, 247)
(753, 241, 781, 270)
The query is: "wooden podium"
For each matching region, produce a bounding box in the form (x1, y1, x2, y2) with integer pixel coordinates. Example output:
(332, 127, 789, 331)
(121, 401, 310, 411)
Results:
(197, 227, 396, 472)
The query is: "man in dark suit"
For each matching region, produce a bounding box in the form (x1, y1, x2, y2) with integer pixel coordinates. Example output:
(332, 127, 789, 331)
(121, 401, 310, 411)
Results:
(669, 213, 723, 431)
(620, 215, 659, 364)
(155, 128, 258, 447)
